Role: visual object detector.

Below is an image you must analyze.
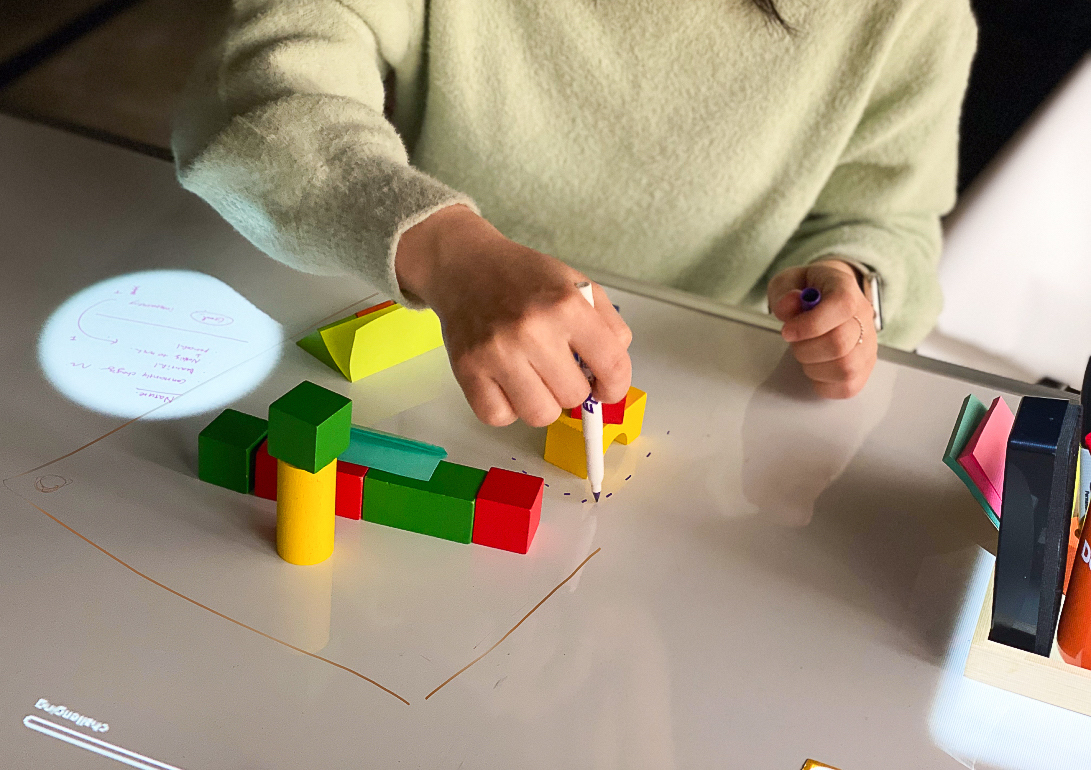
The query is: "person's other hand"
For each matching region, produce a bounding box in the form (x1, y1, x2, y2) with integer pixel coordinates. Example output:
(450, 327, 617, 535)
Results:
(395, 204, 632, 427)
(768, 259, 877, 399)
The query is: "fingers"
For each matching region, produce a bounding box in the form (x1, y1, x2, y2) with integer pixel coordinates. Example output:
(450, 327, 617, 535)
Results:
(790, 316, 866, 364)
(457, 371, 518, 427)
(793, 314, 876, 399)
(592, 282, 633, 349)
(767, 267, 809, 322)
(570, 330, 632, 405)
(780, 284, 857, 343)
(770, 260, 878, 400)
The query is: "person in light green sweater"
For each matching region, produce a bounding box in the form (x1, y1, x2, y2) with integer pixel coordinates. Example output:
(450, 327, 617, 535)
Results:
(173, 0, 976, 425)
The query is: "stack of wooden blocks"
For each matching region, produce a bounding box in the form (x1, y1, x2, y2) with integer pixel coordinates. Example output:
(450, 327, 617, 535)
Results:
(198, 381, 544, 564)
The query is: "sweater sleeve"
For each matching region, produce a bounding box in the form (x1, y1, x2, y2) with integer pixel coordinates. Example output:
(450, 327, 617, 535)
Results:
(767, 0, 977, 349)
(170, 0, 476, 306)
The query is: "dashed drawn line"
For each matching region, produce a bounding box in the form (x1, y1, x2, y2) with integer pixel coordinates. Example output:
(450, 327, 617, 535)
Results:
(424, 548, 601, 700)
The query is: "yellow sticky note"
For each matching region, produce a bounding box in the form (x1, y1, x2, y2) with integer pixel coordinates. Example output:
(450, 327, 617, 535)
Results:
(800, 761, 842, 770)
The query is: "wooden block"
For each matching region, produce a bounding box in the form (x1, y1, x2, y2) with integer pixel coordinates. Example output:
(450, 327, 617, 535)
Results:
(546, 387, 647, 477)
(267, 381, 352, 474)
(254, 439, 277, 500)
(992, 397, 1081, 655)
(276, 458, 337, 565)
(339, 425, 446, 481)
(335, 461, 368, 520)
(957, 396, 1015, 515)
(472, 468, 544, 554)
(966, 573, 1091, 717)
(197, 409, 268, 493)
(567, 395, 626, 424)
(309, 304, 443, 382)
(355, 299, 396, 317)
(255, 447, 368, 518)
(363, 461, 487, 543)
(942, 394, 997, 527)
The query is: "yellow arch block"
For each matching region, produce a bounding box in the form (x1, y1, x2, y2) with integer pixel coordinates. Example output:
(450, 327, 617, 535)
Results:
(276, 458, 337, 565)
(543, 387, 647, 478)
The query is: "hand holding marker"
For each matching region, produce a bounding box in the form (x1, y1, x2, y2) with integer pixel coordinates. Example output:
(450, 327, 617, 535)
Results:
(575, 281, 605, 502)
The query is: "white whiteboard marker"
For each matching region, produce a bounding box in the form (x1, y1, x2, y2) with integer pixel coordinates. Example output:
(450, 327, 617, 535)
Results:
(575, 282, 605, 502)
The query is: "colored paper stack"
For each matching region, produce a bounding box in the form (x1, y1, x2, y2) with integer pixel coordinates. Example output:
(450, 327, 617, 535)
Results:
(944, 392, 1086, 661)
(199, 380, 544, 563)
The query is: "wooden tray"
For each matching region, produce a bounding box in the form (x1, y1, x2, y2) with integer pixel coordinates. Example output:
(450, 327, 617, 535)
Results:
(965, 575, 1091, 715)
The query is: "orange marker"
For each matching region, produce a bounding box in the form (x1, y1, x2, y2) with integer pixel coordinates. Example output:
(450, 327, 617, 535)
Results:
(1058, 519, 1091, 667)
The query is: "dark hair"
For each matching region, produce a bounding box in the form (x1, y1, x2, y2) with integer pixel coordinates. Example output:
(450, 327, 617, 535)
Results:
(751, 0, 793, 31)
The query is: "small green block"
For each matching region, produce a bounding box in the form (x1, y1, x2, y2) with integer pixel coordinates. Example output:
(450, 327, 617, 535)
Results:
(267, 381, 352, 473)
(363, 461, 488, 543)
(198, 409, 268, 493)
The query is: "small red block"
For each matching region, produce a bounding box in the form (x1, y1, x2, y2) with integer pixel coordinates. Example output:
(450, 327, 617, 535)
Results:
(254, 439, 277, 500)
(568, 396, 625, 424)
(472, 468, 544, 554)
(356, 299, 396, 318)
(335, 461, 368, 520)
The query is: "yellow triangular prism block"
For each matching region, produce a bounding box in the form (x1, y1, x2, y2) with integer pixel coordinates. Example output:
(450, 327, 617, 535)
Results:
(311, 304, 444, 382)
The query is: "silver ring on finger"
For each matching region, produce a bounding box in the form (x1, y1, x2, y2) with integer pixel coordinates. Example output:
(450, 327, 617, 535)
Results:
(852, 315, 865, 346)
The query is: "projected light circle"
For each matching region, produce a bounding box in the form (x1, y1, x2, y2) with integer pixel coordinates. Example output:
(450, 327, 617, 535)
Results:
(39, 270, 282, 419)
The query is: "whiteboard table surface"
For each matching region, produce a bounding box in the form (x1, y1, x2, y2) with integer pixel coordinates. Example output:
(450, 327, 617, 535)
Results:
(0, 114, 1039, 770)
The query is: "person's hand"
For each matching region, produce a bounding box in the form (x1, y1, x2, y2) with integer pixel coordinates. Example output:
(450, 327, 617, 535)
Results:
(767, 259, 877, 399)
(395, 204, 632, 427)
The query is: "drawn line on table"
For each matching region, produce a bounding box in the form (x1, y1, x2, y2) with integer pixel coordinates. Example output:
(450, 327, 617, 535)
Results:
(16, 496, 410, 706)
(94, 314, 249, 343)
(424, 547, 602, 701)
(4, 294, 402, 697)
(6, 295, 377, 481)
(10, 415, 145, 478)
(77, 299, 119, 344)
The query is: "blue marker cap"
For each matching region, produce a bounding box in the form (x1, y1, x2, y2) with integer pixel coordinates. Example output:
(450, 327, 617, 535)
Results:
(800, 287, 821, 311)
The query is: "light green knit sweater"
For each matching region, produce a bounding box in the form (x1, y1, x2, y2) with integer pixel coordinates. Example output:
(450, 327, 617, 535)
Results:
(172, 0, 976, 349)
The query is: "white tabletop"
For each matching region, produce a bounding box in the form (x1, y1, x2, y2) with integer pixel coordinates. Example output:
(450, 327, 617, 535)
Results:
(0, 114, 1054, 770)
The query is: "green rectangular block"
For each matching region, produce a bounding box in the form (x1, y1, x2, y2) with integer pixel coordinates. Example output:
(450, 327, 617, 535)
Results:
(363, 461, 488, 543)
(942, 393, 998, 528)
(267, 380, 352, 473)
(198, 409, 268, 493)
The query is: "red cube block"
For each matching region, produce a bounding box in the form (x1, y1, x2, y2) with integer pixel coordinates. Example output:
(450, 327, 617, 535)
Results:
(472, 468, 544, 554)
(568, 396, 625, 424)
(253, 439, 277, 500)
(335, 461, 368, 520)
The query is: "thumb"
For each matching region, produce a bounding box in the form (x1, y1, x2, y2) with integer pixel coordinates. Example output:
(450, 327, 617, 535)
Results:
(771, 288, 805, 323)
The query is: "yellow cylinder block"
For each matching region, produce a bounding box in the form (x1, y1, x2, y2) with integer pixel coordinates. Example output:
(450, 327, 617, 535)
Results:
(276, 458, 337, 565)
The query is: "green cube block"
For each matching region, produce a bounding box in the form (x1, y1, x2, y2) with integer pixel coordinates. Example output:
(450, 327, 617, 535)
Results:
(267, 381, 352, 473)
(363, 461, 488, 543)
(198, 409, 268, 493)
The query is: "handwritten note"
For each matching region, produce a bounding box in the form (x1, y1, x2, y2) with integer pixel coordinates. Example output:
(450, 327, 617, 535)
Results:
(38, 270, 282, 418)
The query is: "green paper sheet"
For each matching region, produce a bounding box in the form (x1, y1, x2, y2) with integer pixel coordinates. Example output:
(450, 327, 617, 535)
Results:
(943, 393, 999, 528)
